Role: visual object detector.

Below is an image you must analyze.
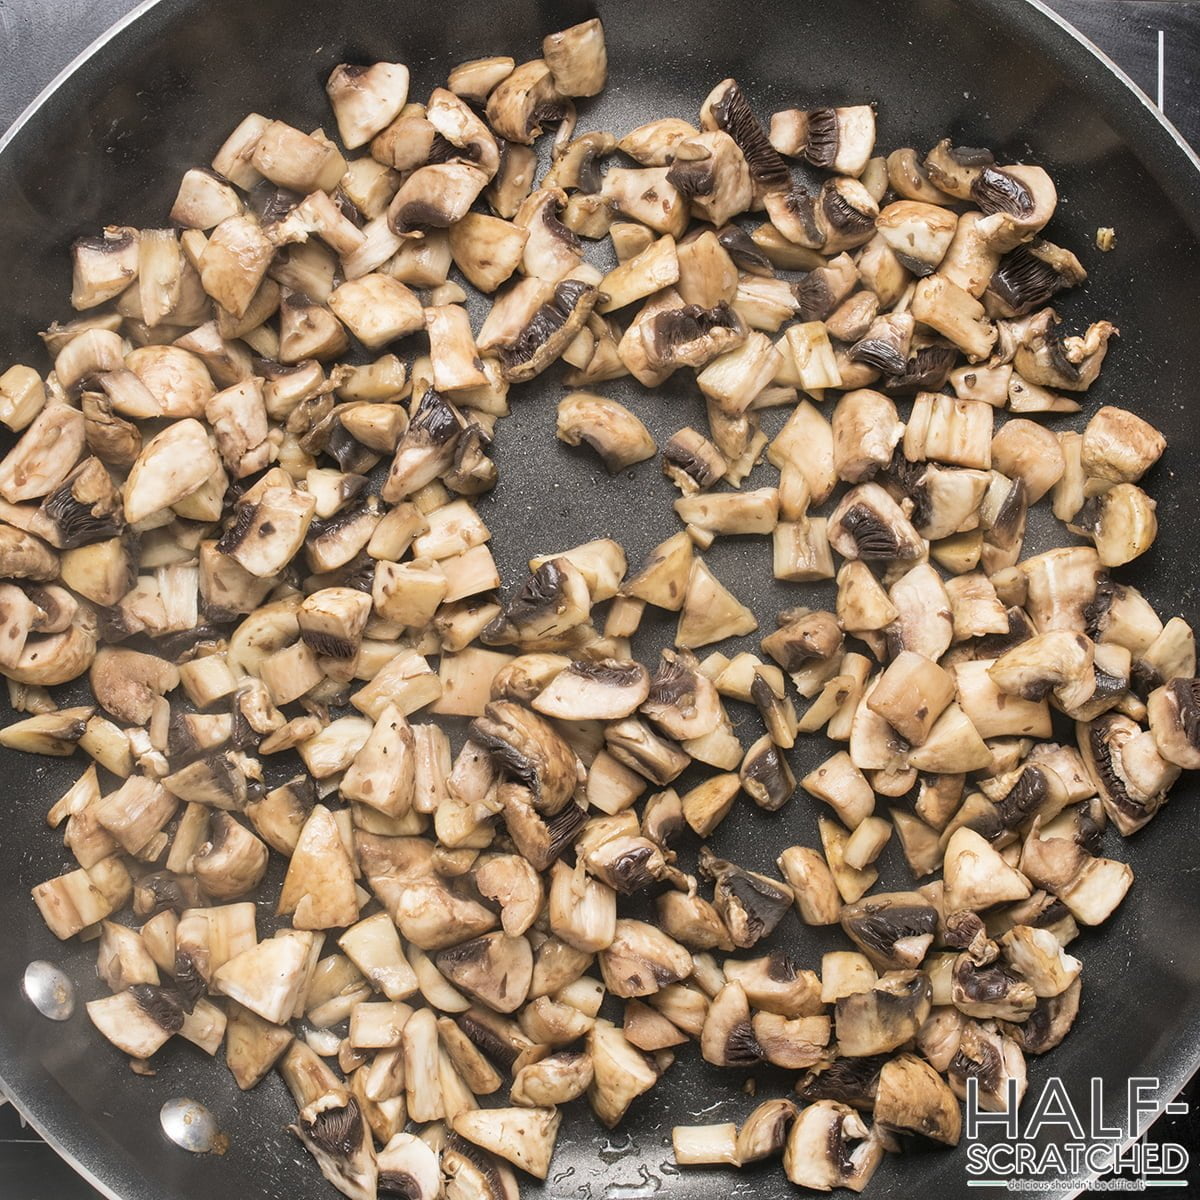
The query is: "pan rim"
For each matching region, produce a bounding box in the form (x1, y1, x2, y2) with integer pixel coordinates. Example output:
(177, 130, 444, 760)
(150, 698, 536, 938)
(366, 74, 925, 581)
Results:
(0, 2, 1198, 1199)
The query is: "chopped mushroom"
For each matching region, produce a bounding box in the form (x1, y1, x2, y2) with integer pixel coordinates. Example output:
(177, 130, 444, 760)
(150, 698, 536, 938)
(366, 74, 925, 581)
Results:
(556, 393, 656, 472)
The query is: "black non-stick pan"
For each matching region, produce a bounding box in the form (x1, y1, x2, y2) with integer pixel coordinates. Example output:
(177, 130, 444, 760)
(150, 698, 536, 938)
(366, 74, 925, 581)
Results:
(2, 1, 1200, 1198)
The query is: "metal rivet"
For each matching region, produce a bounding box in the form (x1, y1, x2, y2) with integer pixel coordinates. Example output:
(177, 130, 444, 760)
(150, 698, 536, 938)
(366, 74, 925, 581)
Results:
(160, 1098, 224, 1154)
(22, 961, 75, 1021)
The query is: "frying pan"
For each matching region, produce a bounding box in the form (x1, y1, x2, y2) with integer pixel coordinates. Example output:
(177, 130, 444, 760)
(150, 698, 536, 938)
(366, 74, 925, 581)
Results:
(2, 1, 1200, 1198)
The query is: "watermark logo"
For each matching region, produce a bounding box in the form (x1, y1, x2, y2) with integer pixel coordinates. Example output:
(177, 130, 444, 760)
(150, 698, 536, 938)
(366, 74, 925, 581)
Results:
(964, 1077, 1189, 1191)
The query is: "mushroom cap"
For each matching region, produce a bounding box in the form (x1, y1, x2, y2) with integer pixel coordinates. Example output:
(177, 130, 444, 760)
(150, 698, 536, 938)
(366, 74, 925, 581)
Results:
(875, 1053, 962, 1145)
(1148, 678, 1200, 769)
(533, 658, 650, 721)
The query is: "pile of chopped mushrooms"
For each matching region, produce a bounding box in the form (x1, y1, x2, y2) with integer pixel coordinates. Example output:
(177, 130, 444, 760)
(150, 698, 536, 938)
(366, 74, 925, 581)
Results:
(2, 14, 1195, 1197)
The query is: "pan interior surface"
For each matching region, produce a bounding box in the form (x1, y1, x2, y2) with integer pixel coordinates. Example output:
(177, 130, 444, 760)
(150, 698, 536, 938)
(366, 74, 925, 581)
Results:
(1, 2, 1199, 1199)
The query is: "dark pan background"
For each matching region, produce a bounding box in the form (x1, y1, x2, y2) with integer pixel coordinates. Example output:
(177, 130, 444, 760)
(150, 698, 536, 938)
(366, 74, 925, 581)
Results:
(2, 2, 1200, 1199)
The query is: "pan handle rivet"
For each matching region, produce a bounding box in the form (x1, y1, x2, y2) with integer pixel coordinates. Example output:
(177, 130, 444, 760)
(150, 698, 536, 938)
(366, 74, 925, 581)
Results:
(160, 1097, 226, 1154)
(22, 961, 75, 1021)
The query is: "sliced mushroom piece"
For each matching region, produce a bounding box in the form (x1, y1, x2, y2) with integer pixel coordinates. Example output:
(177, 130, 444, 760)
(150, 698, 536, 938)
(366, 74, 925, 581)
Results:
(619, 290, 746, 386)
(386, 162, 489, 237)
(0, 404, 87, 504)
(921, 139, 993, 199)
(277, 803, 359, 928)
(835, 969, 933, 1057)
(212, 929, 316, 1025)
(1013, 308, 1117, 392)
(198, 215, 276, 319)
(671, 1122, 739, 1167)
(192, 812, 270, 902)
(482, 557, 592, 647)
(677, 229, 740, 308)
(944, 827, 1032, 912)
(86, 985, 186, 1059)
(840, 892, 940, 971)
(886, 147, 954, 204)
(1081, 405, 1165, 486)
(651, 886, 730, 951)
(0, 705, 91, 757)
(987, 630, 1095, 713)
(218, 483, 315, 578)
(464, 858, 541, 943)
(497, 278, 600, 383)
(810, 177, 879, 254)
(783, 1100, 883, 1192)
(604, 716, 690, 786)
(947, 1020, 1027, 1112)
(1147, 678, 1200, 769)
(761, 609, 843, 699)
(1079, 712, 1176, 835)
(700, 849, 794, 949)
(661, 427, 727, 495)
(1003, 976, 1081, 1055)
(741, 734, 796, 810)
(775, 845, 841, 926)
(874, 1053, 961, 1146)
(751, 1011, 831, 1069)
(667, 132, 753, 228)
(832, 389, 904, 483)
(470, 700, 578, 816)
(875, 200, 958, 276)
(716, 953, 820, 1020)
(381, 388, 467, 503)
(989, 418, 1064, 504)
(849, 312, 915, 377)
(699, 979, 760, 1066)
(956, 657, 1052, 740)
(620, 531, 693, 613)
(433, 934, 532, 1015)
(541, 18, 607, 97)
(771, 104, 876, 176)
(641, 647, 722, 741)
(123, 419, 223, 524)
(998, 924, 1081, 998)
(951, 953, 1036, 1020)
(1021, 546, 1100, 638)
(323, 62, 411, 150)
(597, 919, 692, 999)
(447, 214, 528, 294)
(676, 557, 758, 649)
(700, 78, 789, 195)
(827, 482, 924, 561)
(374, 1132, 442, 1200)
(616, 118, 698, 166)
(735, 1099, 798, 1164)
(0, 585, 47, 670)
(910, 274, 996, 362)
(865, 650, 955, 747)
(510, 1049, 593, 1109)
(587, 1019, 659, 1128)
(485, 59, 568, 144)
(70, 227, 139, 310)
(513, 187, 583, 282)
(89, 647, 179, 726)
(555, 393, 656, 472)
(532, 659, 650, 721)
(0, 523, 58, 581)
(80, 392, 140, 469)
(1073, 482, 1157, 568)
(796, 1053, 886, 1109)
(984, 239, 1085, 318)
(289, 1090, 378, 1200)
(970, 162, 1057, 252)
